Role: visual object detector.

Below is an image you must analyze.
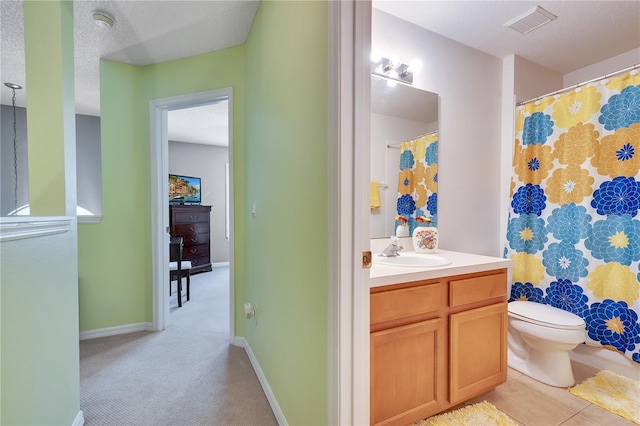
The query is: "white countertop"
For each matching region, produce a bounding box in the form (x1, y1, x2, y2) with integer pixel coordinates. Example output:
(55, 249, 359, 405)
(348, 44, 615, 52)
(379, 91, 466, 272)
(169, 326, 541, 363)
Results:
(370, 248, 513, 288)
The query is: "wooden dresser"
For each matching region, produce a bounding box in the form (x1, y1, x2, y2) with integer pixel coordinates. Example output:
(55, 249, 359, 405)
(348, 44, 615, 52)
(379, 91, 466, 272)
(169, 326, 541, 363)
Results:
(169, 204, 212, 274)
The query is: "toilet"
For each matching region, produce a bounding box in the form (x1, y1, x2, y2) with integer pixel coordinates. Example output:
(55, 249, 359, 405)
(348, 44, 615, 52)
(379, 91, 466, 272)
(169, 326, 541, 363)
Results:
(508, 300, 586, 387)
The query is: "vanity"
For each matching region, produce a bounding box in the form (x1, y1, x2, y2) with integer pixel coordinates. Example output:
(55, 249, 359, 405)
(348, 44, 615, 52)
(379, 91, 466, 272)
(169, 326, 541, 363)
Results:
(370, 246, 513, 426)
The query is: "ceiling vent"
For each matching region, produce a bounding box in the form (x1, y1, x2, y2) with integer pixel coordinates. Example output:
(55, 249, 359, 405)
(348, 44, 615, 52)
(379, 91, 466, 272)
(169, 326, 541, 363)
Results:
(504, 6, 557, 35)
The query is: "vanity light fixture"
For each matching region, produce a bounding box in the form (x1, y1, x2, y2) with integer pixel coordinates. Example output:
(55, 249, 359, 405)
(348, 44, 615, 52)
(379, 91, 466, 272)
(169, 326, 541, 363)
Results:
(371, 56, 418, 85)
(92, 10, 115, 29)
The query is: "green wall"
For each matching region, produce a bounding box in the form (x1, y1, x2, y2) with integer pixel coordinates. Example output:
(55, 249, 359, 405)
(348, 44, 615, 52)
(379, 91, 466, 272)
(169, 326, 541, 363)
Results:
(77, 47, 246, 331)
(244, 2, 328, 424)
(1, 2, 80, 424)
(1, 230, 80, 425)
(77, 60, 148, 330)
(78, 1, 329, 424)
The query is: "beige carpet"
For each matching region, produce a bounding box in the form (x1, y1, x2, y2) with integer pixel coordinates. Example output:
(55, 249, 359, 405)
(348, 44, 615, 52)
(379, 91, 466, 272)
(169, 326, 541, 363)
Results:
(80, 267, 278, 426)
(569, 369, 640, 425)
(415, 401, 517, 426)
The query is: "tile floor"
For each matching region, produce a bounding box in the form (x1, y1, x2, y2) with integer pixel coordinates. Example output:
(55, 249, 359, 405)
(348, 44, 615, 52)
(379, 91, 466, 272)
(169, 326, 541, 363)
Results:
(464, 361, 636, 425)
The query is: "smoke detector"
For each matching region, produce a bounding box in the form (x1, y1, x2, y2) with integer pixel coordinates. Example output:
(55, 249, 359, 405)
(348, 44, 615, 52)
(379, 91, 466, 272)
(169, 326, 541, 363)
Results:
(504, 6, 557, 35)
(92, 11, 115, 29)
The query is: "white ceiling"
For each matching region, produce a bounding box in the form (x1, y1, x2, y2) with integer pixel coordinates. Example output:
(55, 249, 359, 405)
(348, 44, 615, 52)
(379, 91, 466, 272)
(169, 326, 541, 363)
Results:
(167, 101, 229, 146)
(2, 1, 639, 145)
(373, 1, 640, 75)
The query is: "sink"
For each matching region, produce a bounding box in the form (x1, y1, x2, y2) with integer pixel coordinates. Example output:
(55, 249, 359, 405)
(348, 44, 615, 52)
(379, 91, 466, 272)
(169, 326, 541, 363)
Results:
(373, 251, 452, 267)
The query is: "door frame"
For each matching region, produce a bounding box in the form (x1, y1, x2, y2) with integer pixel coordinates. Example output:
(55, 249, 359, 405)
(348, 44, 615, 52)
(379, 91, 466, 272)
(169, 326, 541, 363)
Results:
(327, 1, 371, 424)
(149, 88, 234, 340)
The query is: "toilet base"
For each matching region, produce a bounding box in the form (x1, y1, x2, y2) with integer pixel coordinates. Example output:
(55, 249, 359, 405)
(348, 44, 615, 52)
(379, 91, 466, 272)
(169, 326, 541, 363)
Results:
(508, 346, 576, 387)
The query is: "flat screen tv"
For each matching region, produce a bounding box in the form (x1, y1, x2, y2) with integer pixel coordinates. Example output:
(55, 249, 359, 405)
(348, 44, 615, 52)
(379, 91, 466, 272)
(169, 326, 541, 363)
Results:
(169, 174, 201, 205)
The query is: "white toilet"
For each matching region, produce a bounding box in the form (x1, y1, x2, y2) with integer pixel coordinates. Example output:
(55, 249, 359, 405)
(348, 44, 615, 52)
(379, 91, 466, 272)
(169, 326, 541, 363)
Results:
(508, 300, 586, 387)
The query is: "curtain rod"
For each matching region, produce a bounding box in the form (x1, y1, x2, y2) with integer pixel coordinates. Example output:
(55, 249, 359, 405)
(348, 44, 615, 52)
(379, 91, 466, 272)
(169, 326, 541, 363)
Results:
(516, 63, 640, 107)
(387, 130, 438, 149)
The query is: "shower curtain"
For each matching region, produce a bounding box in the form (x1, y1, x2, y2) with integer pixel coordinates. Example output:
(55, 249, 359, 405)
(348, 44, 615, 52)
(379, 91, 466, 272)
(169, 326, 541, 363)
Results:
(396, 132, 438, 234)
(505, 70, 640, 364)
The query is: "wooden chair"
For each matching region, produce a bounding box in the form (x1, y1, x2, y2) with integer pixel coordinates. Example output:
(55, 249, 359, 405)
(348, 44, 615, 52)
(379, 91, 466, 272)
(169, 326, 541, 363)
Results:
(169, 236, 192, 307)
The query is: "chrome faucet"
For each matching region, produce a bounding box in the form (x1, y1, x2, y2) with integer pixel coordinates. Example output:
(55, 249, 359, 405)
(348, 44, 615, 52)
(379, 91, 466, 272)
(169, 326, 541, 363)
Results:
(381, 236, 403, 257)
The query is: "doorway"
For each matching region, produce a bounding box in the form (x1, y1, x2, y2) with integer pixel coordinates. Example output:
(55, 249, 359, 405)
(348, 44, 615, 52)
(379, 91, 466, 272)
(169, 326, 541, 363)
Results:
(149, 88, 234, 341)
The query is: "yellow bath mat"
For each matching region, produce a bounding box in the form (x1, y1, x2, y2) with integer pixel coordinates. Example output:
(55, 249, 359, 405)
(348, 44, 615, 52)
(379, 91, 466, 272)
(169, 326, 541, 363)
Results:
(415, 401, 517, 426)
(568, 370, 640, 424)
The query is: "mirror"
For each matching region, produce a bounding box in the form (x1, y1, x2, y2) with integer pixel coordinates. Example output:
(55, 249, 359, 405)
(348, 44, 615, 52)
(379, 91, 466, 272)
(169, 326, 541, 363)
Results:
(370, 75, 439, 239)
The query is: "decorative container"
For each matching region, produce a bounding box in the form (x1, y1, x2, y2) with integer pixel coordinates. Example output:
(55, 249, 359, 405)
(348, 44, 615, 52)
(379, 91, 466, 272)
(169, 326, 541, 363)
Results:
(395, 224, 409, 237)
(412, 226, 439, 253)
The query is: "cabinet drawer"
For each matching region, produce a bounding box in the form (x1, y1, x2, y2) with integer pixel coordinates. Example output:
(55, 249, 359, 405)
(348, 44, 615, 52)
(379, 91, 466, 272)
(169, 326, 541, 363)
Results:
(173, 210, 209, 224)
(450, 271, 507, 307)
(187, 254, 210, 268)
(174, 223, 208, 236)
(371, 282, 446, 326)
(180, 233, 209, 246)
(183, 243, 209, 258)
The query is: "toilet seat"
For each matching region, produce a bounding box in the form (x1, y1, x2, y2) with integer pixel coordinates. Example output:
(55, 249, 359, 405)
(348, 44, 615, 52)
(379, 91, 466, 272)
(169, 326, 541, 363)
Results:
(508, 301, 584, 330)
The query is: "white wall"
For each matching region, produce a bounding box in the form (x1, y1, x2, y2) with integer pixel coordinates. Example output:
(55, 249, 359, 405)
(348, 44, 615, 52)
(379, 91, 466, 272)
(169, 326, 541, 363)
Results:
(75, 114, 102, 215)
(564, 47, 640, 87)
(0, 106, 102, 216)
(373, 9, 503, 256)
(514, 56, 563, 104)
(169, 141, 229, 263)
(1, 105, 29, 214)
(370, 113, 432, 238)
(499, 56, 564, 252)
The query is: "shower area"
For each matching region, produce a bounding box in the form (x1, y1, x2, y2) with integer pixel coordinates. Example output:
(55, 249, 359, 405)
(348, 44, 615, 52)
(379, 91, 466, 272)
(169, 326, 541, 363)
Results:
(504, 66, 640, 369)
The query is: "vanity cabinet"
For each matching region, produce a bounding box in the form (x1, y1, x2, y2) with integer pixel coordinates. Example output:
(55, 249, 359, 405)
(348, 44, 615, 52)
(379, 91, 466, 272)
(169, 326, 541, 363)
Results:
(370, 269, 508, 426)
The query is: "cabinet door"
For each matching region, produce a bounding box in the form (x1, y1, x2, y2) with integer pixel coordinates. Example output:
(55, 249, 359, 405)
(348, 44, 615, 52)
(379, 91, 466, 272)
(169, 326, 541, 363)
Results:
(371, 318, 446, 426)
(449, 302, 507, 404)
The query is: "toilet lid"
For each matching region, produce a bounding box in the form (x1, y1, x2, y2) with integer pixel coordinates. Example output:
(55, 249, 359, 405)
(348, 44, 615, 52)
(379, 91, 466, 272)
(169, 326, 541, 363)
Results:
(509, 301, 585, 329)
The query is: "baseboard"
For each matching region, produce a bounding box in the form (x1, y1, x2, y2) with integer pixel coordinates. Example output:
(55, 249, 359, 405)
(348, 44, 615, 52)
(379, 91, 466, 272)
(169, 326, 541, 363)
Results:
(570, 343, 640, 380)
(233, 337, 287, 425)
(72, 410, 85, 426)
(79, 322, 153, 341)
(212, 261, 230, 268)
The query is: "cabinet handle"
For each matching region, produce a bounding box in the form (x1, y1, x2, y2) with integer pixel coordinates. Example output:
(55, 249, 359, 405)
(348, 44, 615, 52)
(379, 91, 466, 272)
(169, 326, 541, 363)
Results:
(189, 215, 197, 220)
(191, 237, 198, 243)
(190, 249, 197, 254)
(189, 226, 195, 232)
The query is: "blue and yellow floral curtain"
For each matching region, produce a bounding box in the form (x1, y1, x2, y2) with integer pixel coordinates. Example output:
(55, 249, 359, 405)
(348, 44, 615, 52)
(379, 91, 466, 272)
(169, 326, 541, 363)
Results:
(396, 133, 438, 233)
(505, 70, 640, 364)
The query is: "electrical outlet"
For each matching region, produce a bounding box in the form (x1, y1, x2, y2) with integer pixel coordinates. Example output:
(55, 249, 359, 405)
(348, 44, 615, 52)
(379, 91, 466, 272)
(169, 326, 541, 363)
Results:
(251, 201, 257, 218)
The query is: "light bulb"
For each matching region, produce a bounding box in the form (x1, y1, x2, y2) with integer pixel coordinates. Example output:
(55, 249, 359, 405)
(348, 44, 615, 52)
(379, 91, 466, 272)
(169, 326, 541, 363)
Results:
(386, 79, 397, 88)
(408, 59, 423, 74)
(370, 51, 382, 63)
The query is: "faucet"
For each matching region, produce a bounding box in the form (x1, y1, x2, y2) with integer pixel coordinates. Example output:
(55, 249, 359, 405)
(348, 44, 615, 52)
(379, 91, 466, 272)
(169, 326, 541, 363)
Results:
(381, 236, 403, 257)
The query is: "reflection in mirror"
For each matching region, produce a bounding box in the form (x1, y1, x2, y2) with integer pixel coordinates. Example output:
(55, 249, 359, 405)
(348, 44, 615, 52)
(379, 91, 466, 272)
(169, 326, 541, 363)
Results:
(370, 75, 439, 239)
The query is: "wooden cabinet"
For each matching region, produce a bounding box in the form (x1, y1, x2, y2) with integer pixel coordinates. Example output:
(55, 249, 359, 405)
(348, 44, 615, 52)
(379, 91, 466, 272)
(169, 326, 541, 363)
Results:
(370, 269, 508, 426)
(169, 204, 212, 274)
(371, 318, 446, 425)
(370, 281, 447, 425)
(449, 273, 508, 405)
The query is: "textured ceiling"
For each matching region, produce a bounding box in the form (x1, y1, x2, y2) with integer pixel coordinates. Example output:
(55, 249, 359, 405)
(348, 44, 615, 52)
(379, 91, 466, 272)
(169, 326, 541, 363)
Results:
(168, 101, 229, 147)
(2, 1, 638, 145)
(1, 0, 259, 117)
(373, 1, 640, 75)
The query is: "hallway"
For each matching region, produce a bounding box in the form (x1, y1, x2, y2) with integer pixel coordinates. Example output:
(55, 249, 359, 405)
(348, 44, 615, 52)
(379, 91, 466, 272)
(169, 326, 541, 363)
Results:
(80, 267, 277, 425)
